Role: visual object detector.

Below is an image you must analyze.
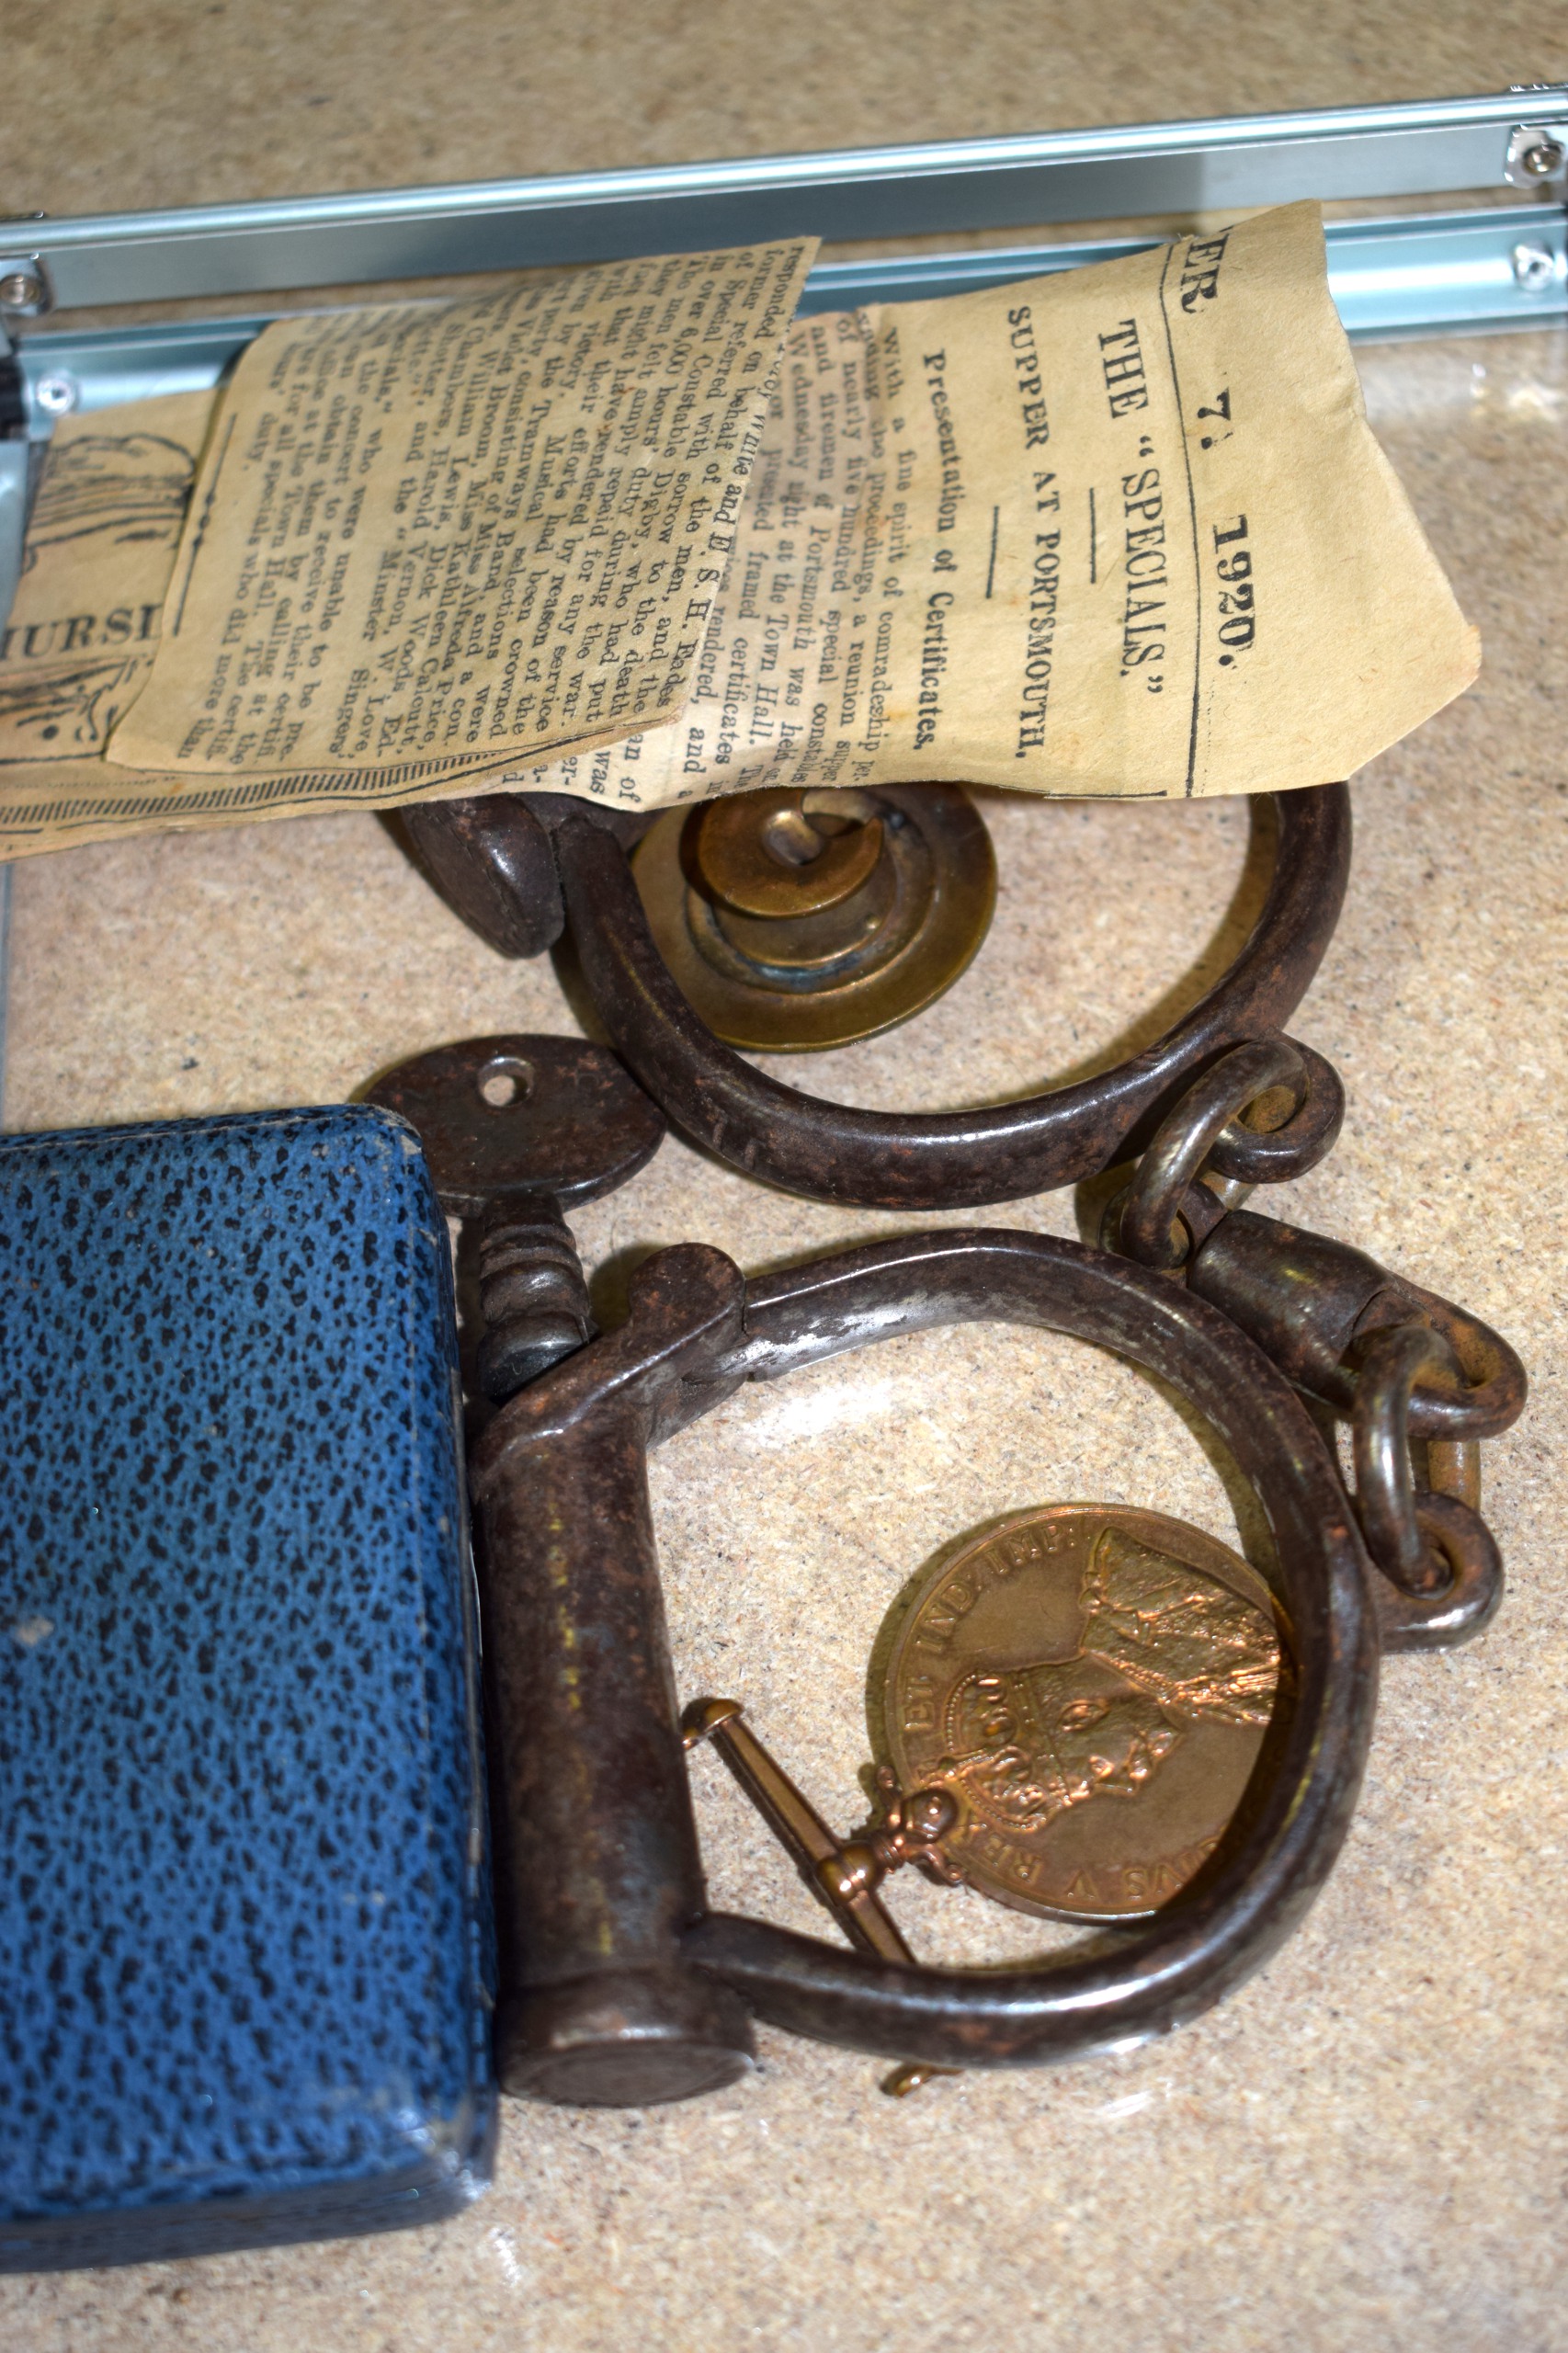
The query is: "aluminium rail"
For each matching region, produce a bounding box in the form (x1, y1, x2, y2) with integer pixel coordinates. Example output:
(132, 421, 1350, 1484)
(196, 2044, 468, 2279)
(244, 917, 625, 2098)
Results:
(6, 207, 1564, 435)
(3, 88, 1565, 427)
(2, 86, 1565, 313)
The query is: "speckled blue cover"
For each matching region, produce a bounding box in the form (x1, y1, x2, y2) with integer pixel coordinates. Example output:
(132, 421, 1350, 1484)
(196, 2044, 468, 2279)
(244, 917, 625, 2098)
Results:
(0, 1104, 494, 2272)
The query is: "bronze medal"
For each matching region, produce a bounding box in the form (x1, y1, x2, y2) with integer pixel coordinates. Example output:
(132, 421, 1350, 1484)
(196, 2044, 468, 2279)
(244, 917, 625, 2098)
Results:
(880, 1505, 1289, 1923)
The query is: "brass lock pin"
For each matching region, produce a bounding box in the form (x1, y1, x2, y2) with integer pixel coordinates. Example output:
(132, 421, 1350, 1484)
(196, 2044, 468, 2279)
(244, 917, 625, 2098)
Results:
(682, 1697, 956, 2095)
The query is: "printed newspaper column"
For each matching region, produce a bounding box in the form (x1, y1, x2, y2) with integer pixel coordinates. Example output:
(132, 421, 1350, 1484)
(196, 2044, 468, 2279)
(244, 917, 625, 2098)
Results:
(105, 243, 816, 790)
(518, 202, 1476, 810)
(0, 392, 215, 770)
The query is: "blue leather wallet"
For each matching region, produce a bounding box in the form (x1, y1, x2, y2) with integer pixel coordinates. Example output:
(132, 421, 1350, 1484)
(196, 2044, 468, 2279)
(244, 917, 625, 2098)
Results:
(0, 1104, 494, 2271)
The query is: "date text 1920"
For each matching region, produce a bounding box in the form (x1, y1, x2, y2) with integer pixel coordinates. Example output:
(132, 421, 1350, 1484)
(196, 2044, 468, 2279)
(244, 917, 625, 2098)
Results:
(1212, 516, 1256, 664)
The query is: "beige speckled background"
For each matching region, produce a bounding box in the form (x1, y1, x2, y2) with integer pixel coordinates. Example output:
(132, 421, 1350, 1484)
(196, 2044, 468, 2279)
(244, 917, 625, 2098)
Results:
(5, 9, 1568, 2349)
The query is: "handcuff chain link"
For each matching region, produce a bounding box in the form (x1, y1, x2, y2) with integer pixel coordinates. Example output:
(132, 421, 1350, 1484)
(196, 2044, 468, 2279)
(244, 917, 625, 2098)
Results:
(1106, 1046, 1522, 1647)
(1117, 1032, 1327, 1269)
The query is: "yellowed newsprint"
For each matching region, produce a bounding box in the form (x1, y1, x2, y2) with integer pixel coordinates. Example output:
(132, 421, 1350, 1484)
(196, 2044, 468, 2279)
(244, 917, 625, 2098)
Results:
(0, 208, 1475, 856)
(519, 202, 1476, 812)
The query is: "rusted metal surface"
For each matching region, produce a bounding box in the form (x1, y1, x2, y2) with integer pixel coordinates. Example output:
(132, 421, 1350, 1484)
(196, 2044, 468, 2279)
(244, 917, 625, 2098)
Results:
(376, 779, 1529, 2092)
(364, 1036, 757, 2101)
(471, 1198, 594, 1402)
(1096, 1040, 1524, 1652)
(1353, 1323, 1466, 1592)
(364, 1032, 665, 1214)
(1350, 1324, 1505, 1649)
(1426, 1437, 1483, 1513)
(402, 794, 566, 961)
(547, 785, 1350, 1207)
(470, 1226, 1377, 2083)
(399, 779, 1352, 1210)
(1184, 1206, 1527, 1441)
(403, 790, 654, 961)
(1370, 1485, 1504, 1652)
(470, 1247, 756, 2107)
(1116, 1033, 1340, 1268)
(364, 1032, 665, 1397)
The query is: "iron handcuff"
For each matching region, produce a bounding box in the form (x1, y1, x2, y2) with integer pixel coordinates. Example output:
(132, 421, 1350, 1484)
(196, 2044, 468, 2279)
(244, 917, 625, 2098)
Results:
(404, 780, 1350, 1209)
(383, 776, 1526, 2101)
(468, 1229, 1376, 2103)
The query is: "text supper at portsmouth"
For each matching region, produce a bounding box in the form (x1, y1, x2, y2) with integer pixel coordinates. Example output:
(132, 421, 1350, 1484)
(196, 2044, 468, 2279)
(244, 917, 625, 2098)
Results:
(0, 203, 1477, 853)
(519, 202, 1475, 812)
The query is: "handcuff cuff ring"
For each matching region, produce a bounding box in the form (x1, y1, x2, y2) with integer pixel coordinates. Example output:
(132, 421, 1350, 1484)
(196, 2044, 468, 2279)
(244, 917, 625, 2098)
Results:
(468, 1226, 1378, 2102)
(405, 779, 1352, 1211)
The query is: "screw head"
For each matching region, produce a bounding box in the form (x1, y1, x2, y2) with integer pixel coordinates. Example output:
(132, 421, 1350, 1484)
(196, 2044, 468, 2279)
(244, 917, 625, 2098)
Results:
(1506, 123, 1568, 188)
(1513, 242, 1557, 292)
(33, 372, 77, 417)
(0, 269, 43, 311)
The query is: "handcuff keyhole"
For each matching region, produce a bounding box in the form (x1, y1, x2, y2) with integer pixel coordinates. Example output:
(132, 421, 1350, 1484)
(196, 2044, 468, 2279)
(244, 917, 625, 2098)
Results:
(761, 807, 828, 868)
(478, 1055, 535, 1109)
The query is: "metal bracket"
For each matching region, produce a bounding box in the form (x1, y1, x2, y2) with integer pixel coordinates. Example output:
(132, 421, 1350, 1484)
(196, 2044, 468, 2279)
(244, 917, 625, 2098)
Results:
(0, 438, 29, 633)
(1504, 120, 1568, 188)
(0, 88, 1561, 447)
